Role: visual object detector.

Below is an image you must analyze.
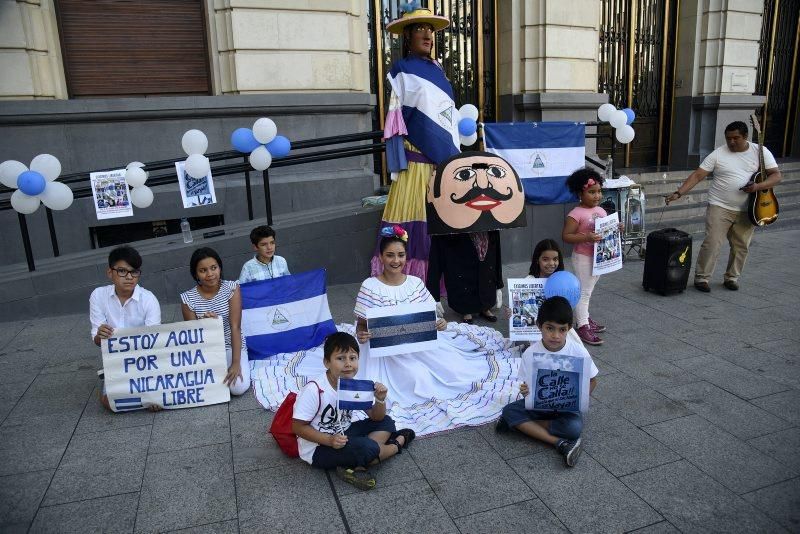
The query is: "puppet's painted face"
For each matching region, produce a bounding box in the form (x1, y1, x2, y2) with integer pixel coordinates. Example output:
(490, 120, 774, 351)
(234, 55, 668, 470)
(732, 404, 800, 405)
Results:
(427, 152, 525, 234)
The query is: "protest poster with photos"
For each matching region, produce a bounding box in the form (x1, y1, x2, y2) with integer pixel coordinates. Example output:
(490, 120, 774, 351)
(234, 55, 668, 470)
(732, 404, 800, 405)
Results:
(507, 278, 546, 341)
(89, 169, 133, 220)
(524, 351, 591, 414)
(365, 302, 438, 357)
(592, 212, 623, 275)
(102, 318, 229, 412)
(175, 161, 217, 208)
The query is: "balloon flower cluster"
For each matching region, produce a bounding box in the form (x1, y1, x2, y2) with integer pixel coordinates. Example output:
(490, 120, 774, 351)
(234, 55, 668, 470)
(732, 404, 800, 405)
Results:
(181, 129, 212, 180)
(457, 104, 480, 146)
(231, 118, 292, 171)
(124, 161, 154, 208)
(597, 103, 636, 144)
(0, 155, 73, 214)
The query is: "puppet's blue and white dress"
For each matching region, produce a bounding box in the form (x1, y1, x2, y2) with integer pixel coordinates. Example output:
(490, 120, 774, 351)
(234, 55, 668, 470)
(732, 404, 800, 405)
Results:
(250, 275, 520, 436)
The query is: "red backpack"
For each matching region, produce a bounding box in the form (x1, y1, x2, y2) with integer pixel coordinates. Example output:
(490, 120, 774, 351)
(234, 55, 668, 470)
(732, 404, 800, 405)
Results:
(269, 381, 323, 457)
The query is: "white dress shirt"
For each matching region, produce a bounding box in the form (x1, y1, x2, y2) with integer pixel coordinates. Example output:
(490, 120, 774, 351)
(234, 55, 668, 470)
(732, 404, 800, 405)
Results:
(89, 284, 161, 339)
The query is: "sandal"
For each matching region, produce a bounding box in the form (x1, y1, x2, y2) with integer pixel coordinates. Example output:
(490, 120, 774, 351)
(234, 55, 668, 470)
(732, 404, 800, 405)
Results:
(335, 466, 376, 491)
(387, 428, 416, 453)
(480, 310, 498, 323)
(463, 315, 474, 324)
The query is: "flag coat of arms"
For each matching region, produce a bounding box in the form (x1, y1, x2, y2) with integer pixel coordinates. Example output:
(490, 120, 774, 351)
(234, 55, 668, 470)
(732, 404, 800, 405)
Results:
(240, 269, 336, 359)
(338, 378, 375, 411)
(365, 302, 438, 358)
(483, 122, 586, 204)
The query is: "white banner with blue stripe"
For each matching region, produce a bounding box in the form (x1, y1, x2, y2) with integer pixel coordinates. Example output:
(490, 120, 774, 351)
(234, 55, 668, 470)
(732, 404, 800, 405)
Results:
(338, 378, 375, 411)
(483, 122, 585, 204)
(240, 269, 337, 360)
(365, 302, 438, 358)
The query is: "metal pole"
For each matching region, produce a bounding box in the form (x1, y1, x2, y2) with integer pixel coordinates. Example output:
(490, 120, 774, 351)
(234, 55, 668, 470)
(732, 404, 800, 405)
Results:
(18, 212, 35, 271)
(262, 169, 273, 226)
(244, 156, 253, 221)
(45, 207, 60, 257)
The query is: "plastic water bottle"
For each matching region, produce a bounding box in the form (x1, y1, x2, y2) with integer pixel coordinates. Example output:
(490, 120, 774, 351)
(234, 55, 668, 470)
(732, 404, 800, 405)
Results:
(181, 218, 193, 244)
(605, 155, 614, 180)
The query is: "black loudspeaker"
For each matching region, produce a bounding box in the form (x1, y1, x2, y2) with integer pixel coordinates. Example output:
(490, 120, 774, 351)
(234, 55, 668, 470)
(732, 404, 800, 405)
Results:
(642, 228, 692, 295)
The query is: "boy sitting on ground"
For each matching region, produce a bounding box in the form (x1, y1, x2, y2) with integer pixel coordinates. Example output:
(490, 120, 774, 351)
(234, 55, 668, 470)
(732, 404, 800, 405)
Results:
(291, 332, 415, 490)
(496, 296, 598, 467)
(239, 225, 290, 283)
(89, 245, 161, 411)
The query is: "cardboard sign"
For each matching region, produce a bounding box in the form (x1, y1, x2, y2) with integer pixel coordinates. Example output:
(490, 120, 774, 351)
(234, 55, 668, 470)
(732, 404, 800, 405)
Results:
(365, 302, 438, 357)
(102, 318, 229, 412)
(525, 352, 591, 414)
(592, 212, 623, 275)
(175, 161, 217, 208)
(507, 278, 546, 341)
(90, 169, 133, 220)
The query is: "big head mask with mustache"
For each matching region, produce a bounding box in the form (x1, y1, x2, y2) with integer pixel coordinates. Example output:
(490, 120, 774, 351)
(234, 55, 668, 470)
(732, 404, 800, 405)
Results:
(426, 151, 527, 235)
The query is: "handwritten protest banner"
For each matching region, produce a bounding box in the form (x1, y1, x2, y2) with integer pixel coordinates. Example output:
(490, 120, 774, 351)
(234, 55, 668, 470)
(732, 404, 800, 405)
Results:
(507, 278, 545, 341)
(175, 161, 217, 208)
(525, 352, 591, 414)
(366, 302, 438, 357)
(592, 212, 623, 276)
(102, 318, 229, 412)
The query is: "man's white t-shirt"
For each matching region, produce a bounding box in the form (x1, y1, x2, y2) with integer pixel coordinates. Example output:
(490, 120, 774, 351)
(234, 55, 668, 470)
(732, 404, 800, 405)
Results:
(292, 373, 367, 464)
(518, 336, 600, 383)
(700, 143, 777, 211)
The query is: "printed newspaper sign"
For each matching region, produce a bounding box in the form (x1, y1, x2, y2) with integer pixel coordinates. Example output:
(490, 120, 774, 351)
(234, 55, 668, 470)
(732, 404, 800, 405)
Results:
(507, 278, 546, 341)
(365, 302, 438, 357)
(89, 169, 133, 220)
(175, 161, 217, 208)
(524, 351, 591, 414)
(592, 212, 623, 275)
(102, 318, 229, 412)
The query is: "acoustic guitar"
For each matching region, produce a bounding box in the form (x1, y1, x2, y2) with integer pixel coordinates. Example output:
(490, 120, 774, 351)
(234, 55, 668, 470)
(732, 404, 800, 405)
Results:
(746, 114, 779, 226)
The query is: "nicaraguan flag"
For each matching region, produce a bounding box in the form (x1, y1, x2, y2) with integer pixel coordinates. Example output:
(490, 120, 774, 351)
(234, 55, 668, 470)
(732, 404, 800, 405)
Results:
(240, 269, 337, 359)
(483, 122, 585, 204)
(114, 397, 143, 411)
(338, 378, 375, 411)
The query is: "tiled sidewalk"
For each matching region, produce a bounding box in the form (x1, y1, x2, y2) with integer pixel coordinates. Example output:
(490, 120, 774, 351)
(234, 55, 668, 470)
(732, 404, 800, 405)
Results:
(1, 228, 798, 533)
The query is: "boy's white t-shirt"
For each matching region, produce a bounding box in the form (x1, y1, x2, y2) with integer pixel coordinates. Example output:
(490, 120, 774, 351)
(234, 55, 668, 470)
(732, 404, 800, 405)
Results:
(293, 373, 367, 464)
(518, 335, 599, 384)
(700, 143, 777, 211)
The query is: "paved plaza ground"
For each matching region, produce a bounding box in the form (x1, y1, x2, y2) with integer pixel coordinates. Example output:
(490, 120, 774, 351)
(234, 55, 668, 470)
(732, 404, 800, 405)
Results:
(1, 227, 799, 533)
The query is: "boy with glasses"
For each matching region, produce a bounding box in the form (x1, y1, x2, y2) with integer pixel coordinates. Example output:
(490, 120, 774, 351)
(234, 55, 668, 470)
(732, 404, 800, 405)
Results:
(89, 245, 161, 410)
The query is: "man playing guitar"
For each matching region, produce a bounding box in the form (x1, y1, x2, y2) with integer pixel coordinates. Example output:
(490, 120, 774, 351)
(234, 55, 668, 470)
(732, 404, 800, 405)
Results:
(665, 121, 782, 292)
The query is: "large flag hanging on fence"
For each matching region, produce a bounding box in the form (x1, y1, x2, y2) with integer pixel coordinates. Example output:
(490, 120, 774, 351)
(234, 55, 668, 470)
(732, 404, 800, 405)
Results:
(240, 269, 336, 360)
(483, 122, 585, 204)
(338, 378, 375, 411)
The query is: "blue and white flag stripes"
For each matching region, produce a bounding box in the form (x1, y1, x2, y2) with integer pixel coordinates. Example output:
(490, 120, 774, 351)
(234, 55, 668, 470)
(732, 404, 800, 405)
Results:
(338, 378, 375, 411)
(483, 122, 585, 204)
(365, 302, 438, 358)
(240, 269, 336, 360)
(114, 397, 143, 412)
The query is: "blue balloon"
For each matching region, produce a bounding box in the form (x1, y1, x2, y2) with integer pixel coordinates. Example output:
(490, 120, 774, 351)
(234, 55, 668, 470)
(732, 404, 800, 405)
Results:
(231, 128, 260, 153)
(543, 271, 582, 309)
(622, 108, 636, 125)
(266, 135, 291, 158)
(17, 170, 46, 196)
(458, 118, 477, 136)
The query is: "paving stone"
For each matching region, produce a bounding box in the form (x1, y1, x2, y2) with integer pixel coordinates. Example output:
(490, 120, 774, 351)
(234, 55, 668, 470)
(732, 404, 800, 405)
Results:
(475, 419, 550, 460)
(713, 345, 800, 389)
(644, 414, 793, 494)
(236, 463, 344, 534)
(508, 452, 661, 532)
(166, 520, 239, 534)
(149, 403, 230, 454)
(0, 381, 31, 424)
(3, 370, 96, 421)
(43, 425, 150, 505)
(750, 389, 800, 425)
(230, 408, 294, 474)
(621, 460, 784, 532)
(742, 478, 800, 532)
(41, 355, 99, 375)
(330, 446, 424, 497)
(0, 352, 46, 387)
(748, 428, 800, 473)
(453, 498, 569, 534)
(755, 338, 799, 360)
(228, 390, 262, 412)
(408, 429, 533, 518)
(672, 355, 791, 400)
(590, 373, 690, 427)
(340, 478, 459, 534)
(136, 442, 237, 533)
(0, 470, 53, 532)
(0, 413, 79, 476)
(30, 492, 139, 534)
(75, 385, 155, 434)
(628, 521, 682, 533)
(603, 355, 702, 392)
(582, 404, 681, 477)
(663, 381, 786, 440)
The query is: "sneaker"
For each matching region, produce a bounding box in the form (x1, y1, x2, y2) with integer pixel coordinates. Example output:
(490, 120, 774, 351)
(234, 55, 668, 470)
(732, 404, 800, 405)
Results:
(495, 418, 510, 433)
(576, 324, 603, 346)
(723, 280, 739, 291)
(335, 466, 376, 491)
(588, 317, 606, 333)
(694, 281, 711, 292)
(557, 438, 583, 467)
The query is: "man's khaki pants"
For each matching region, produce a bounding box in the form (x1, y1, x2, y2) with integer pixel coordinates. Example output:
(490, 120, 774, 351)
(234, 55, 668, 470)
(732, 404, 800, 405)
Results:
(694, 204, 755, 284)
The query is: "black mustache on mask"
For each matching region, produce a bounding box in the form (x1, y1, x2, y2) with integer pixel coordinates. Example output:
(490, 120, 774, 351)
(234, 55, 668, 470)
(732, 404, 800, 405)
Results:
(450, 186, 514, 204)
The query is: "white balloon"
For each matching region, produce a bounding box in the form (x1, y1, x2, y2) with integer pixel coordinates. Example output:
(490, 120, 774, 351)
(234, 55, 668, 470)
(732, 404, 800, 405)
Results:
(181, 129, 208, 156)
(130, 185, 154, 208)
(29, 154, 61, 182)
(125, 166, 147, 188)
(10, 189, 40, 214)
(249, 146, 272, 171)
(615, 124, 636, 144)
(460, 132, 478, 146)
(252, 118, 277, 144)
(0, 160, 28, 189)
(597, 103, 617, 122)
(126, 161, 145, 169)
(609, 109, 628, 129)
(184, 154, 210, 179)
(40, 181, 74, 210)
(459, 104, 479, 121)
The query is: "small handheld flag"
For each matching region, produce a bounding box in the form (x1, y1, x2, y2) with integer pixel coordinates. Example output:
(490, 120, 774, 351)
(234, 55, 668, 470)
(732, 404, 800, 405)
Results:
(338, 378, 375, 411)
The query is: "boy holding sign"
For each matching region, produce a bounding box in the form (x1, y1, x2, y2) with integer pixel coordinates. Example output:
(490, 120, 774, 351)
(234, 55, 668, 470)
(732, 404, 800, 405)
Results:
(496, 297, 599, 467)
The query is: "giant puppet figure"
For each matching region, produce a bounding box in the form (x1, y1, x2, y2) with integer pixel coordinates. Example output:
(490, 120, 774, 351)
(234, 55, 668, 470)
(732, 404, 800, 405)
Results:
(369, 4, 461, 281)
(426, 152, 526, 323)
